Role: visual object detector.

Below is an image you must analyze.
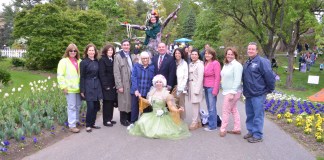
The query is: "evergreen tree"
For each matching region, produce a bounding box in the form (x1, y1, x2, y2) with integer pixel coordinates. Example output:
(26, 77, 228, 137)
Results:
(181, 9, 196, 39)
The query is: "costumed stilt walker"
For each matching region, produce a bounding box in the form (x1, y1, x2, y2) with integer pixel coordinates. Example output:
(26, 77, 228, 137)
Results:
(120, 2, 180, 56)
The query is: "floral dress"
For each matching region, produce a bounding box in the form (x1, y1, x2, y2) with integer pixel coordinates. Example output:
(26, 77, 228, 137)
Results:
(129, 89, 190, 140)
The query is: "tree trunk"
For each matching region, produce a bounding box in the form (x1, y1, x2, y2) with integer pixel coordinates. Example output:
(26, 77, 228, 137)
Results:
(285, 47, 295, 88)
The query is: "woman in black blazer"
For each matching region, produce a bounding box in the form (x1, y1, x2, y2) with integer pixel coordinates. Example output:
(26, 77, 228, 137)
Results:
(99, 44, 118, 127)
(80, 44, 103, 132)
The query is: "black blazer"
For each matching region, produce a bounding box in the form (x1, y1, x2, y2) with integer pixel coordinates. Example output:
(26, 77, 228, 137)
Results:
(152, 53, 176, 88)
(98, 55, 117, 101)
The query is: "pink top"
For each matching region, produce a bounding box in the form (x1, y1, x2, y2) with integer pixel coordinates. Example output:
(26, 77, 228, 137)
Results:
(69, 57, 78, 72)
(203, 60, 221, 95)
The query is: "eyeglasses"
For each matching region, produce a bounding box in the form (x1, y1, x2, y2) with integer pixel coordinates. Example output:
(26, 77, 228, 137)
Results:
(69, 50, 77, 53)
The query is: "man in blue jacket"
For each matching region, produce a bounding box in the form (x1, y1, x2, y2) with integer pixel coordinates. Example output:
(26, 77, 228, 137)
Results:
(242, 42, 275, 143)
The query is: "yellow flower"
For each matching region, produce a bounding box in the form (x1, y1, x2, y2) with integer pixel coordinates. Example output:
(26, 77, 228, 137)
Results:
(287, 119, 293, 124)
(277, 114, 282, 119)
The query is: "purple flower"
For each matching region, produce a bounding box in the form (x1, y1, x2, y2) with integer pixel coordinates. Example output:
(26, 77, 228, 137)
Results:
(0, 148, 7, 152)
(64, 122, 69, 127)
(33, 137, 38, 144)
(81, 118, 85, 123)
(3, 140, 10, 146)
(20, 136, 25, 141)
(51, 126, 55, 130)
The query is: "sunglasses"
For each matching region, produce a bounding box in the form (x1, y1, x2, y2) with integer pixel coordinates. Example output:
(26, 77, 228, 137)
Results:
(69, 50, 77, 53)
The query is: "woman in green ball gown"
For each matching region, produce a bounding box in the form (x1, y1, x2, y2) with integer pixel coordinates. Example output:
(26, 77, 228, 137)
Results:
(129, 74, 191, 140)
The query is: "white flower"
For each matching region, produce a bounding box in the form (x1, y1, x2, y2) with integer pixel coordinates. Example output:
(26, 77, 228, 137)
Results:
(48, 76, 51, 80)
(40, 86, 43, 89)
(44, 79, 47, 83)
(29, 82, 33, 86)
(31, 87, 34, 90)
(156, 109, 164, 117)
(18, 88, 22, 92)
(12, 88, 15, 92)
(0, 89, 2, 93)
(21, 85, 24, 87)
(3, 93, 9, 98)
(43, 87, 46, 91)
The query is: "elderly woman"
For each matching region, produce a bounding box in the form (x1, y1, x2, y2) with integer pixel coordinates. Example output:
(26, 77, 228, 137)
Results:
(173, 48, 188, 119)
(129, 51, 155, 126)
(219, 47, 243, 137)
(188, 49, 204, 131)
(80, 44, 103, 133)
(99, 44, 118, 127)
(203, 47, 221, 131)
(57, 43, 82, 133)
(129, 74, 190, 139)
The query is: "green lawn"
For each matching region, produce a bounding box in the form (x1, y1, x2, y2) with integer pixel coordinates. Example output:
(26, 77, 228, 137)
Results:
(274, 54, 324, 100)
(0, 58, 51, 94)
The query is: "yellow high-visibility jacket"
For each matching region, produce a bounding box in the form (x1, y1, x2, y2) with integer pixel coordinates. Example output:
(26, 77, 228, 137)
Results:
(57, 57, 81, 93)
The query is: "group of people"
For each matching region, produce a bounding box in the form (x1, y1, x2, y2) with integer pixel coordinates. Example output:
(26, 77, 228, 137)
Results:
(57, 40, 275, 143)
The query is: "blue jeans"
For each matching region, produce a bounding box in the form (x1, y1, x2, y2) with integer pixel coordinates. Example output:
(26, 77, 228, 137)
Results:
(204, 87, 217, 129)
(245, 95, 266, 139)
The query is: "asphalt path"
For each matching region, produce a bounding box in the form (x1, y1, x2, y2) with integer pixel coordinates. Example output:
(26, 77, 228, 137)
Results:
(23, 94, 315, 160)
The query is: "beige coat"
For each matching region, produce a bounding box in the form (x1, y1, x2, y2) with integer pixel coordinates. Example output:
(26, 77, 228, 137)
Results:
(113, 51, 132, 112)
(188, 60, 204, 103)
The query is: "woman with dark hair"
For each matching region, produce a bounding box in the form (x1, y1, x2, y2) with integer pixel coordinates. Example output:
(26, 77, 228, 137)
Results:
(80, 44, 103, 132)
(188, 49, 204, 130)
(173, 48, 188, 119)
(99, 44, 118, 127)
(219, 47, 243, 137)
(203, 47, 221, 131)
(57, 43, 82, 133)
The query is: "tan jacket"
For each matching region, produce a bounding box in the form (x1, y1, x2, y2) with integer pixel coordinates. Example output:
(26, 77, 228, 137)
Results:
(188, 60, 204, 103)
(113, 51, 132, 112)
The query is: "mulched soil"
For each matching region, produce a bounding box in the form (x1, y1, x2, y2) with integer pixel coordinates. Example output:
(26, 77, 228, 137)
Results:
(266, 113, 324, 158)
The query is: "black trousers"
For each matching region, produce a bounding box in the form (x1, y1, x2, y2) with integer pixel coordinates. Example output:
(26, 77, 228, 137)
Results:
(102, 100, 115, 123)
(120, 111, 131, 123)
(86, 101, 100, 127)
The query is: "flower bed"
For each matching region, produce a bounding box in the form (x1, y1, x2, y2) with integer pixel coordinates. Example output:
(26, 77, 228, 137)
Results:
(264, 92, 324, 143)
(0, 77, 86, 157)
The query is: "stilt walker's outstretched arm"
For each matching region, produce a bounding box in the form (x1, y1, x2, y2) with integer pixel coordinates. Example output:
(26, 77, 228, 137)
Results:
(161, 5, 181, 32)
(120, 23, 146, 31)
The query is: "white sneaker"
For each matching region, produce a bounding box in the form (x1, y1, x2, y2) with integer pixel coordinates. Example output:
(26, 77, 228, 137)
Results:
(127, 123, 134, 130)
(204, 127, 217, 132)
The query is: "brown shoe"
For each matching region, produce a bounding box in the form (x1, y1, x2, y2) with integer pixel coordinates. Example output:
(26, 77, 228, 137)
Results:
(227, 130, 241, 135)
(189, 122, 200, 131)
(220, 131, 226, 137)
(69, 127, 80, 133)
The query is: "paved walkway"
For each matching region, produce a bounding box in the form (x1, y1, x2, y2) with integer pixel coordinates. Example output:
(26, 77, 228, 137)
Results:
(24, 94, 315, 160)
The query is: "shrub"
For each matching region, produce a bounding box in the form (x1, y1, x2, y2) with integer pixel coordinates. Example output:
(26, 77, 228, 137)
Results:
(0, 69, 11, 84)
(11, 58, 25, 67)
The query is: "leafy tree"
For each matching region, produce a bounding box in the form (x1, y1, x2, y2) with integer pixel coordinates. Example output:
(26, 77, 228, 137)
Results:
(181, 9, 196, 39)
(14, 0, 42, 10)
(13, 3, 107, 70)
(193, 9, 221, 50)
(0, 4, 17, 47)
(276, 0, 321, 88)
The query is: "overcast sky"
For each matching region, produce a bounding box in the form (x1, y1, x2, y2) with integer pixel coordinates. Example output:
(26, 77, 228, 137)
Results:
(0, 0, 13, 12)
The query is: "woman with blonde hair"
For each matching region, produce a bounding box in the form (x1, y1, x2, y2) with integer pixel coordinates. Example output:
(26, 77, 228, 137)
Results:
(219, 47, 243, 137)
(57, 43, 82, 133)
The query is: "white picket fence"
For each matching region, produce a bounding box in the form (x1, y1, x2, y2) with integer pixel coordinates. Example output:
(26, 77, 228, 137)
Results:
(0, 49, 26, 58)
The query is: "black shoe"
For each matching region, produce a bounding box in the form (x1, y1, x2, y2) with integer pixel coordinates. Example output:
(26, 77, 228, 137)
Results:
(103, 121, 113, 127)
(91, 125, 101, 129)
(121, 120, 130, 126)
(111, 120, 117, 124)
(243, 133, 253, 139)
(247, 137, 263, 143)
